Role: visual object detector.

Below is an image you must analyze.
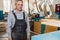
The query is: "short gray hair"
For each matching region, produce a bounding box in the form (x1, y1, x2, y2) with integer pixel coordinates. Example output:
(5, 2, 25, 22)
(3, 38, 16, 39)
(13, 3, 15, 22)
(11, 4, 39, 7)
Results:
(15, 0, 23, 4)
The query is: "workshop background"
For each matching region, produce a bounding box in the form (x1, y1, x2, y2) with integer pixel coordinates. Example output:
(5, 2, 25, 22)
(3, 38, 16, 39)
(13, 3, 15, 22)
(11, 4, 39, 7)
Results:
(0, 0, 60, 40)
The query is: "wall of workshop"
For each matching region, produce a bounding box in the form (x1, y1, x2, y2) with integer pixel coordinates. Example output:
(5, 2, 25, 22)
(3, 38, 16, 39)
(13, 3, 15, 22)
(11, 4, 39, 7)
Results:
(11, 0, 15, 10)
(0, 0, 3, 10)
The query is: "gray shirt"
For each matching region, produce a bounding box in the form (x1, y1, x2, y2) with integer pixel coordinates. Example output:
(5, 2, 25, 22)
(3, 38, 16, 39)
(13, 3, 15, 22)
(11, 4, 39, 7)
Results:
(7, 9, 30, 38)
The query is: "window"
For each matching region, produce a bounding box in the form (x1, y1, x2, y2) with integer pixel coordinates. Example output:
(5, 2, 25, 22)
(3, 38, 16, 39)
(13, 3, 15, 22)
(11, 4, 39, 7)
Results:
(3, 0, 11, 12)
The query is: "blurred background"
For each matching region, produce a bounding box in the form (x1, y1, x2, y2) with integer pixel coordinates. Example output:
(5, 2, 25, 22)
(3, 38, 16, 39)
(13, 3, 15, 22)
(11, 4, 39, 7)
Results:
(0, 0, 60, 40)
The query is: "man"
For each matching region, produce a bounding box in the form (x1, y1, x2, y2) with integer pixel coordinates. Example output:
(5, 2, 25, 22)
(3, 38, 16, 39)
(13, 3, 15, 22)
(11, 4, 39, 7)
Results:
(7, 0, 30, 40)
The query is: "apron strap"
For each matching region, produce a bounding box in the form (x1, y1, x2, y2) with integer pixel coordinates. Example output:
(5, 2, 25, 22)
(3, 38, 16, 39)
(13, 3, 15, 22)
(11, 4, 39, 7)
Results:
(12, 11, 17, 20)
(23, 12, 25, 20)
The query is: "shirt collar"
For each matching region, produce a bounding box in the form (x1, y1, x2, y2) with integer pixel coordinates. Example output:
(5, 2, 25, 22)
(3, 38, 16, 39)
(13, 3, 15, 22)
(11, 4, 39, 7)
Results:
(13, 9, 24, 13)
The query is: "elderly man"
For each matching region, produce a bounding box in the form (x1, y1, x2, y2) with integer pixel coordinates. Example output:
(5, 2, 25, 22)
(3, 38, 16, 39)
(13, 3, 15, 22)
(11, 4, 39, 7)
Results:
(7, 0, 30, 40)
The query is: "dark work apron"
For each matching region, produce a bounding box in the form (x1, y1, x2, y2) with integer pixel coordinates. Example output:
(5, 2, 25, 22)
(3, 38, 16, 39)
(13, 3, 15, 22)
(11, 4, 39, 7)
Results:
(11, 11, 27, 40)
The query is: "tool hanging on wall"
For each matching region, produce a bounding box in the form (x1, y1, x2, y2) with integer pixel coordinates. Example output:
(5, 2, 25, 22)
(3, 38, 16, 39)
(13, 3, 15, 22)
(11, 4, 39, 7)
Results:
(38, 0, 57, 18)
(35, 0, 40, 13)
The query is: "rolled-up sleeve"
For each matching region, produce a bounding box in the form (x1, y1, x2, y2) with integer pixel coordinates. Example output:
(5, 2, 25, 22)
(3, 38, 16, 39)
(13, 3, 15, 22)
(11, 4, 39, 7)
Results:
(25, 13, 30, 36)
(7, 13, 12, 38)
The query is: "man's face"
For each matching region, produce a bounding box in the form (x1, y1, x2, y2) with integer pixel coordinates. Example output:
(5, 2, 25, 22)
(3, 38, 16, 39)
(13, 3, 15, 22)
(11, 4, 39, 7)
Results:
(15, 1, 23, 11)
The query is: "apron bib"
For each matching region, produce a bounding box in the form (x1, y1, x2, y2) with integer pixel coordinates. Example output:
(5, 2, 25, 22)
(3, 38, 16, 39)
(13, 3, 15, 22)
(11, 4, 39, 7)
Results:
(11, 11, 27, 40)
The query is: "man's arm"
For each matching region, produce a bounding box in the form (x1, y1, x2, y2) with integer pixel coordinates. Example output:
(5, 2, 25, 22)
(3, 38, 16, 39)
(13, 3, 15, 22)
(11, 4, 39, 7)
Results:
(7, 12, 12, 40)
(25, 13, 30, 40)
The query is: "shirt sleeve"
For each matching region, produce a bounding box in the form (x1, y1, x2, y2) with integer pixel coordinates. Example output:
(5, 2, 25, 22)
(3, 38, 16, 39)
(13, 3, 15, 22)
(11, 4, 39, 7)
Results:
(25, 12, 30, 36)
(6, 12, 12, 38)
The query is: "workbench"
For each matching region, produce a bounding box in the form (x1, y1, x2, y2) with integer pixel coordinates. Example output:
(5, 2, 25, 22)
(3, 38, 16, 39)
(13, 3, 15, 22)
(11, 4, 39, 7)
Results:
(31, 31, 60, 40)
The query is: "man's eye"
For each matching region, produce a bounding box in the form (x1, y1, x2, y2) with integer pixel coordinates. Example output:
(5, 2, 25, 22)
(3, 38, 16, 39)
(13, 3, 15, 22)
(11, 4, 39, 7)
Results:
(18, 4, 23, 6)
(18, 4, 20, 5)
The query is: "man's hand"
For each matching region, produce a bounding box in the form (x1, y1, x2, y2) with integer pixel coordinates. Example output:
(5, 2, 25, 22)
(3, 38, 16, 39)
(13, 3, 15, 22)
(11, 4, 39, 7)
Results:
(8, 37, 12, 40)
(27, 35, 30, 40)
